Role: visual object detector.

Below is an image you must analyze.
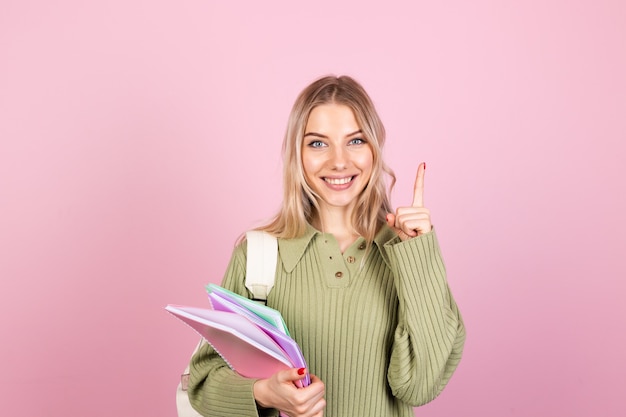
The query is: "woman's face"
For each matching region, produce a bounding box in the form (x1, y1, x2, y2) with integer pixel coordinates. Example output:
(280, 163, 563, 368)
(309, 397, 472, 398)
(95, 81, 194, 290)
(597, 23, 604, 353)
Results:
(301, 103, 373, 213)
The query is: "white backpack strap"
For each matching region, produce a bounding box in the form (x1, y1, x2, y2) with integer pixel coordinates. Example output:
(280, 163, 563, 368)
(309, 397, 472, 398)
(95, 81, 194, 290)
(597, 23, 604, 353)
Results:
(245, 230, 278, 301)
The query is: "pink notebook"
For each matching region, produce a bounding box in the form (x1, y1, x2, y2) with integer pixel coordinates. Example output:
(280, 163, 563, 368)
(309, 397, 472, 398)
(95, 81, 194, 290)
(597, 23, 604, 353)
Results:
(166, 305, 294, 380)
(208, 292, 310, 384)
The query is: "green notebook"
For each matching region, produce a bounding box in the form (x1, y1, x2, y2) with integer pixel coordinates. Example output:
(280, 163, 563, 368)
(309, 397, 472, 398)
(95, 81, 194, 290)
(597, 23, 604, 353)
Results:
(206, 283, 290, 336)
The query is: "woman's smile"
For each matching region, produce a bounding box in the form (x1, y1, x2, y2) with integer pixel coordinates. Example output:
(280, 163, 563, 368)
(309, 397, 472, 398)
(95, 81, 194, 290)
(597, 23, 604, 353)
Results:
(324, 175, 355, 186)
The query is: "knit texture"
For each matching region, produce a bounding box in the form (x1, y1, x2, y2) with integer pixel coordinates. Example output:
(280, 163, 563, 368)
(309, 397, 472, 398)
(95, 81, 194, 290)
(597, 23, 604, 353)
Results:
(188, 225, 465, 417)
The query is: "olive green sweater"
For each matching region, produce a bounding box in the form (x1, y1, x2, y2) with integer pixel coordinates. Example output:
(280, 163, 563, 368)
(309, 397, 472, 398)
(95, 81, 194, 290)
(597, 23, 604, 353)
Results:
(188, 225, 465, 417)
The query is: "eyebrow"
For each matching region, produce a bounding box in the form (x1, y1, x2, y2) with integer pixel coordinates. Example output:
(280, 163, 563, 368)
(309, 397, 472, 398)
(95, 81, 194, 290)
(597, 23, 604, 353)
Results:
(303, 129, 363, 139)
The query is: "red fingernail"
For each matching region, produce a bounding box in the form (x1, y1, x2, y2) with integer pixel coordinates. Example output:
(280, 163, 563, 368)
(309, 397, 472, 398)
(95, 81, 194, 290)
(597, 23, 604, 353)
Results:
(424, 162, 427, 170)
(297, 368, 306, 375)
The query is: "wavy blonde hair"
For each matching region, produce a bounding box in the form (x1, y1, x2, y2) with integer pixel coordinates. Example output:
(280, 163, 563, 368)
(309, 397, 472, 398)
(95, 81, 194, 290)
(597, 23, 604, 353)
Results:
(258, 75, 396, 244)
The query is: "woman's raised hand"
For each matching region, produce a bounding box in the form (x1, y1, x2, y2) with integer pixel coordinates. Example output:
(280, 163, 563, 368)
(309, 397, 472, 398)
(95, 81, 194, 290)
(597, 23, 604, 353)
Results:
(386, 162, 433, 240)
(253, 368, 326, 417)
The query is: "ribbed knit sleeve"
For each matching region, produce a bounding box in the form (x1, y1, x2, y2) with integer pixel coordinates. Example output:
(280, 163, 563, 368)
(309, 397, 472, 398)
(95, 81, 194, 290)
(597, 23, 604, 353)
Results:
(187, 242, 278, 417)
(384, 230, 466, 406)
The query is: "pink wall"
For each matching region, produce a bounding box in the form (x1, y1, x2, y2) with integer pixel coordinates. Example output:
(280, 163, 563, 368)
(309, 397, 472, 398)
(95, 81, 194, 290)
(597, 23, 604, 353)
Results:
(1, 1, 625, 416)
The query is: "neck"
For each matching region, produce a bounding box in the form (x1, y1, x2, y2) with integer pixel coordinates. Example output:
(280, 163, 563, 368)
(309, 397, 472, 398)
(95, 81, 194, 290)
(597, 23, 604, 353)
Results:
(312, 206, 359, 252)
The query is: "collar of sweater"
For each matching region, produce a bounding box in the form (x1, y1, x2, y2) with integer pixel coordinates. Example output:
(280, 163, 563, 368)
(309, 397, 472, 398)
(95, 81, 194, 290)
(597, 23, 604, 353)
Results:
(277, 223, 399, 273)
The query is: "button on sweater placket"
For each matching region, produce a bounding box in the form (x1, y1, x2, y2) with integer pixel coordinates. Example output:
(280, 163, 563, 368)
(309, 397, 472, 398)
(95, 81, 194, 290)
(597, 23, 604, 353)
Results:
(317, 235, 350, 288)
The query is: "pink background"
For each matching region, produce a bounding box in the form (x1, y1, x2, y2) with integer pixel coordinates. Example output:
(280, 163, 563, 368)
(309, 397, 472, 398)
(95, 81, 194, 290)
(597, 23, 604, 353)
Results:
(1, 1, 625, 416)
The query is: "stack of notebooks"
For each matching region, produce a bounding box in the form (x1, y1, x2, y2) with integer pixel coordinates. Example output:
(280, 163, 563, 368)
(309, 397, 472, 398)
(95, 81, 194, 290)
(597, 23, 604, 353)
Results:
(166, 284, 310, 386)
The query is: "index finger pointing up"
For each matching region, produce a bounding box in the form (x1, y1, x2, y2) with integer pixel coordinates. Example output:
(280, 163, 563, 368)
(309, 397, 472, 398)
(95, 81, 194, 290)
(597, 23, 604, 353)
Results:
(412, 162, 426, 207)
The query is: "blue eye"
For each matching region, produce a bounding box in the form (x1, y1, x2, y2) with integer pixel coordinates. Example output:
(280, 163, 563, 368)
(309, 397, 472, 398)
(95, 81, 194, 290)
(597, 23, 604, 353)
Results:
(349, 138, 366, 145)
(308, 140, 325, 148)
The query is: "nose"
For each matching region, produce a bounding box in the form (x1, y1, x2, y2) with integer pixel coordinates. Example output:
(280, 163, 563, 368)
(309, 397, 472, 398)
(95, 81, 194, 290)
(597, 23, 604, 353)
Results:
(329, 146, 347, 169)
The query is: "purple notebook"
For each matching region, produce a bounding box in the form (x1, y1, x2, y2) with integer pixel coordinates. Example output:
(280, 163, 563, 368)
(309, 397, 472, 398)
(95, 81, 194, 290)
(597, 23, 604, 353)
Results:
(208, 291, 310, 386)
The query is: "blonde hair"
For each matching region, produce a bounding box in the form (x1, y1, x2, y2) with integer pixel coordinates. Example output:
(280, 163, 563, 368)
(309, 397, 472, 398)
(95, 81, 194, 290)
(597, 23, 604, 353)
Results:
(258, 75, 396, 244)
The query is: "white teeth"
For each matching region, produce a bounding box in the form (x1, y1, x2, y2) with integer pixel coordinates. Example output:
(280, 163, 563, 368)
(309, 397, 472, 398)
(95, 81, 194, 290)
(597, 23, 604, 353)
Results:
(324, 177, 353, 185)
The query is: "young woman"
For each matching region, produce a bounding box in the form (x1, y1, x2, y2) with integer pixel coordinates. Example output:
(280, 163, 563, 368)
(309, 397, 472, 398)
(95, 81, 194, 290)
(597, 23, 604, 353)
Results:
(188, 75, 465, 417)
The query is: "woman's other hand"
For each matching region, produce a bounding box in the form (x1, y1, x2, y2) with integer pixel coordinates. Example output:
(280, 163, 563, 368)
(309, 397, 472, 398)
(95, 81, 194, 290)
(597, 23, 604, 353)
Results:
(386, 162, 432, 240)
